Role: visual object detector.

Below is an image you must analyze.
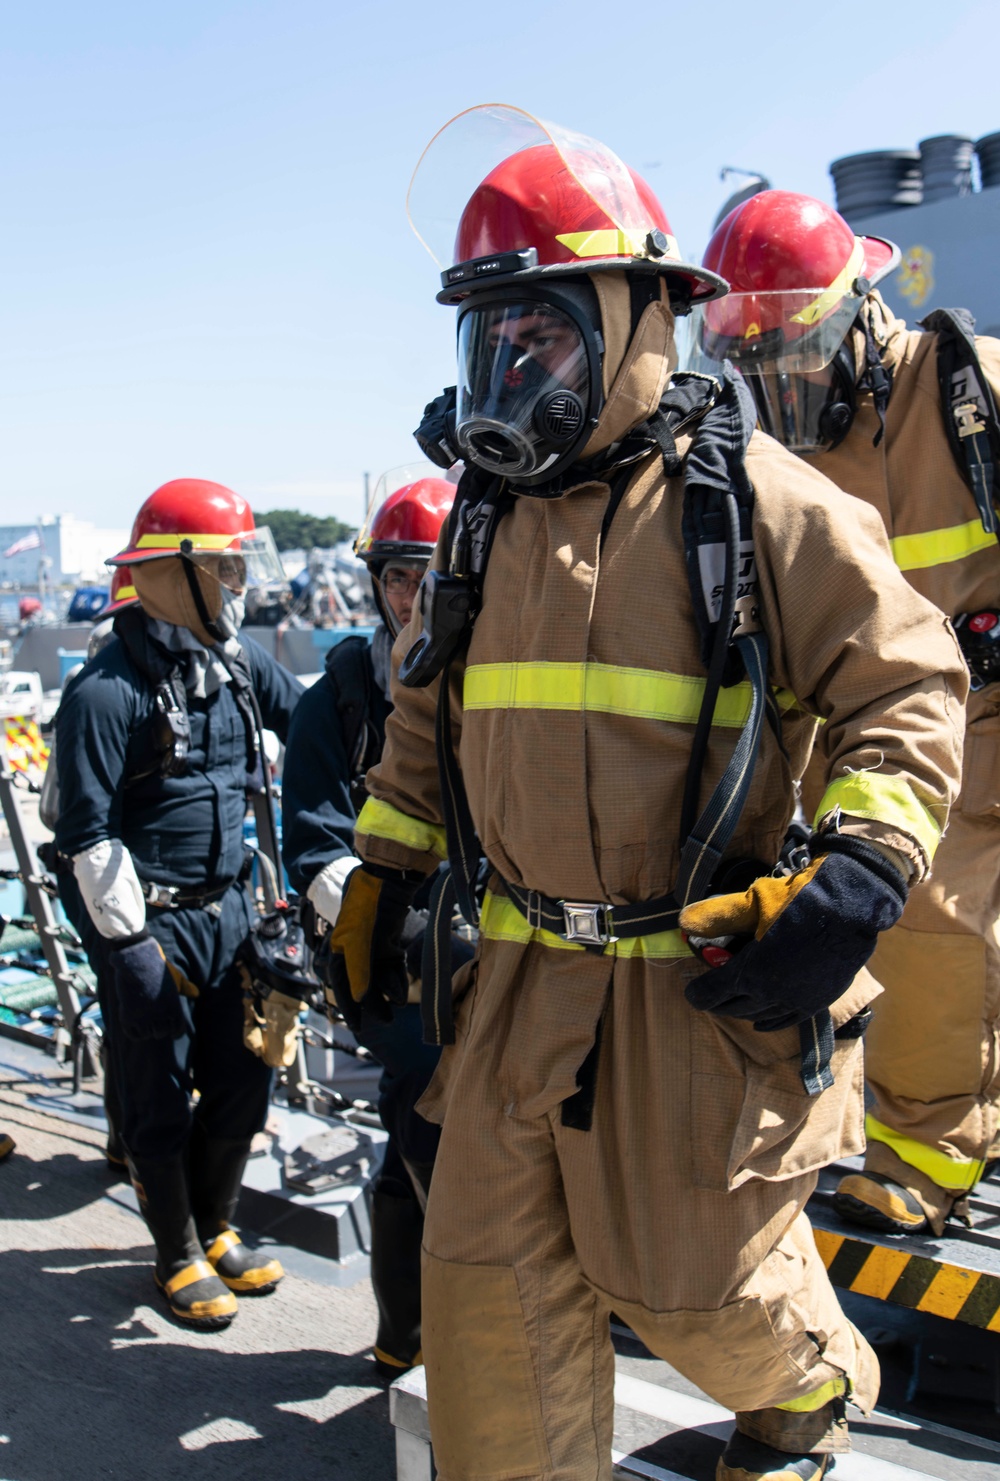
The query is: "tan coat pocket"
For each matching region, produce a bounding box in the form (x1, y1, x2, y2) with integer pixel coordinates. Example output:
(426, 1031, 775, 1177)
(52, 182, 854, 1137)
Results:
(690, 971, 878, 1192)
(867, 926, 987, 1099)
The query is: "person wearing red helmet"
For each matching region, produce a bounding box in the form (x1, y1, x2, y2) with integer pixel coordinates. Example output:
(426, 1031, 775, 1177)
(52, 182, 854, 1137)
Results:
(699, 189, 1000, 1241)
(54, 479, 303, 1330)
(282, 469, 468, 1377)
(334, 108, 966, 1481)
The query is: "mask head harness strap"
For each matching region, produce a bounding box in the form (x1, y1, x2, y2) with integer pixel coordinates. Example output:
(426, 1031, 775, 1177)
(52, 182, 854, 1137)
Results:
(855, 285, 893, 447)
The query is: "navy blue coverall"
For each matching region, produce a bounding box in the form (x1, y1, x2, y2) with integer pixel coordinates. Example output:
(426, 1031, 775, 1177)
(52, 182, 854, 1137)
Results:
(281, 637, 443, 1182)
(55, 628, 302, 1162)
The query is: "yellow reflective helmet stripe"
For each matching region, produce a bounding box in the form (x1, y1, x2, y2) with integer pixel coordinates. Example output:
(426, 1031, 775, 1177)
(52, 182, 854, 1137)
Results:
(789, 240, 866, 328)
(115, 584, 137, 603)
(774, 1377, 847, 1413)
(134, 532, 241, 550)
(480, 890, 691, 960)
(555, 228, 684, 261)
(464, 661, 761, 728)
(890, 517, 997, 572)
(866, 1114, 986, 1192)
(356, 797, 448, 860)
(813, 771, 943, 863)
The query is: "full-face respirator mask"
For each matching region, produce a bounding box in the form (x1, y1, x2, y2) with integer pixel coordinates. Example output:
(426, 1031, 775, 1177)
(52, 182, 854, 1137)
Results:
(454, 281, 604, 486)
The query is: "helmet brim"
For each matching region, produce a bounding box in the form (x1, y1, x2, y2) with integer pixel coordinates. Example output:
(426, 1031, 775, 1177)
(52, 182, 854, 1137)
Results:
(860, 235, 900, 288)
(107, 532, 247, 567)
(437, 256, 728, 309)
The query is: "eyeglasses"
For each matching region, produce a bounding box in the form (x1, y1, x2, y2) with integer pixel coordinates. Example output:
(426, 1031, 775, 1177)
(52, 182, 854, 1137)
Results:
(383, 571, 423, 595)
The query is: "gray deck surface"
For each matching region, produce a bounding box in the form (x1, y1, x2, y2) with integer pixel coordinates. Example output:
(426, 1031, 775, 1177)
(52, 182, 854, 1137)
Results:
(0, 1042, 395, 1481)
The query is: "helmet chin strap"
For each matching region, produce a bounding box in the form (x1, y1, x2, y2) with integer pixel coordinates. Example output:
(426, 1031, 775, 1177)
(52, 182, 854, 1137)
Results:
(179, 539, 227, 644)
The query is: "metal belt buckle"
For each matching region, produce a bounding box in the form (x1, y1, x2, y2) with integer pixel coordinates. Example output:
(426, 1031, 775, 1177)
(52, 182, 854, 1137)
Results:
(560, 901, 616, 947)
(144, 881, 179, 909)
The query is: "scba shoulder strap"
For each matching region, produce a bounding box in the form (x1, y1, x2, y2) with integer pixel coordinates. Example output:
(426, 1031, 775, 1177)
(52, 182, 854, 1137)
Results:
(113, 607, 262, 786)
(324, 633, 382, 814)
(413, 368, 774, 954)
(919, 307, 1000, 537)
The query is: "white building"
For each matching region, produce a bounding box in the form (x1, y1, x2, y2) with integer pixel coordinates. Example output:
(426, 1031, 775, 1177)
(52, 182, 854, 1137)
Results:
(0, 514, 129, 589)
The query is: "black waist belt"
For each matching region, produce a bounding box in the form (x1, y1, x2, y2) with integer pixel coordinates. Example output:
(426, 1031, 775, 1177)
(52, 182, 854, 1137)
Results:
(142, 878, 237, 911)
(504, 881, 680, 948)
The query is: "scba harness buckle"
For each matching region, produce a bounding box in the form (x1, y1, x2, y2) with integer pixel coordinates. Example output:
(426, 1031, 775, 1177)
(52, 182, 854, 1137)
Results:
(562, 901, 617, 947)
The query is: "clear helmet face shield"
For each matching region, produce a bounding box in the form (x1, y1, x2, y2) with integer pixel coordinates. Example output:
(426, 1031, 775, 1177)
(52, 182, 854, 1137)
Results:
(681, 287, 863, 452)
(407, 103, 657, 275)
(455, 288, 603, 482)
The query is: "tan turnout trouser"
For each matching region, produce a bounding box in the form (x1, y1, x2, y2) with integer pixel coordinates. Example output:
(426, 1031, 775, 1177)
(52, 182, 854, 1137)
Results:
(418, 931, 879, 1481)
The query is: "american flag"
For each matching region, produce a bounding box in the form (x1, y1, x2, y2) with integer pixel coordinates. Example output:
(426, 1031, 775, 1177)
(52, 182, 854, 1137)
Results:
(3, 530, 42, 559)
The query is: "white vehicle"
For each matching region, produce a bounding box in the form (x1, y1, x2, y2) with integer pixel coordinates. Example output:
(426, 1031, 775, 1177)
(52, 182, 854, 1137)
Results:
(0, 670, 61, 727)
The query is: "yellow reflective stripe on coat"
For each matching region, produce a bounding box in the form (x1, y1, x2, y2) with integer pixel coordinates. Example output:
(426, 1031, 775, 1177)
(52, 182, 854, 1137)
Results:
(480, 890, 691, 960)
(866, 1115, 985, 1193)
(774, 1377, 847, 1413)
(355, 797, 448, 860)
(890, 518, 996, 572)
(813, 772, 943, 863)
(465, 662, 759, 728)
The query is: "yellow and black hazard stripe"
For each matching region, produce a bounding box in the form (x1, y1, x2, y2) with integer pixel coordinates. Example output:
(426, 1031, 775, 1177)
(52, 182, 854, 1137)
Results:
(813, 1226, 1000, 1331)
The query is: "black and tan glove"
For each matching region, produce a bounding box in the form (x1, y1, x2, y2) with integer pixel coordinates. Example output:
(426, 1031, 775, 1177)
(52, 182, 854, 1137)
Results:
(679, 834, 908, 1031)
(319, 864, 422, 1029)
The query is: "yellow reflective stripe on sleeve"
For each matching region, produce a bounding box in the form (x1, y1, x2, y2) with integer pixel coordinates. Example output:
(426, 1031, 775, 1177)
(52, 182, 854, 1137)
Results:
(774, 1377, 847, 1413)
(135, 532, 240, 550)
(890, 518, 996, 572)
(866, 1114, 986, 1193)
(464, 662, 755, 727)
(813, 772, 943, 862)
(479, 890, 691, 960)
(356, 798, 448, 860)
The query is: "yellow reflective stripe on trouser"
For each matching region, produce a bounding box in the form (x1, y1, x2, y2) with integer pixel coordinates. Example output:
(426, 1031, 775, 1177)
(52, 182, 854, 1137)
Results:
(775, 1378, 847, 1413)
(813, 772, 943, 863)
(464, 662, 756, 727)
(479, 890, 691, 960)
(356, 797, 448, 860)
(890, 518, 996, 572)
(866, 1114, 985, 1193)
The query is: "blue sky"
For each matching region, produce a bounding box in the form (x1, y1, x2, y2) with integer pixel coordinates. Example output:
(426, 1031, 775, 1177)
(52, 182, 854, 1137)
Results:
(2, 0, 998, 532)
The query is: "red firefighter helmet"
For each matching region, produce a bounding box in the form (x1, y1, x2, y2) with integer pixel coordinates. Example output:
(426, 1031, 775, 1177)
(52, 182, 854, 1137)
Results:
(355, 475, 456, 570)
(96, 564, 139, 619)
(355, 471, 456, 635)
(108, 479, 256, 567)
(409, 107, 726, 308)
(699, 191, 899, 367)
(446, 142, 724, 307)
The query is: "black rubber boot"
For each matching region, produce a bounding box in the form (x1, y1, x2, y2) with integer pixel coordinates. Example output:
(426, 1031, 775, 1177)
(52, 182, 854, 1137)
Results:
(370, 1181, 424, 1377)
(189, 1127, 283, 1295)
(129, 1153, 237, 1330)
(717, 1433, 834, 1481)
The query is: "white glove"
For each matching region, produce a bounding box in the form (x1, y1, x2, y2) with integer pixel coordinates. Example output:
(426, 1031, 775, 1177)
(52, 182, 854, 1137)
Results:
(72, 839, 147, 940)
(306, 856, 360, 928)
